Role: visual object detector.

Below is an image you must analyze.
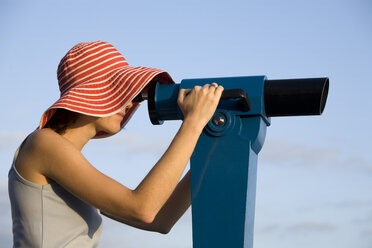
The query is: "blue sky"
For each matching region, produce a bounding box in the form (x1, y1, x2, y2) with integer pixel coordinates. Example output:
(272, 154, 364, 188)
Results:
(0, 0, 371, 247)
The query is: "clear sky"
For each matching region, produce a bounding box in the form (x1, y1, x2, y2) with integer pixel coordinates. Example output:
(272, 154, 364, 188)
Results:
(0, 0, 371, 247)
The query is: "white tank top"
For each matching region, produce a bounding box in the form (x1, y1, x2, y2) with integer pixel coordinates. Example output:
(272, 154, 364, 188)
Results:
(8, 142, 103, 248)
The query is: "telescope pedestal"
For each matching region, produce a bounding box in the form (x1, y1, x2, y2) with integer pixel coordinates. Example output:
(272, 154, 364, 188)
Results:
(191, 115, 268, 248)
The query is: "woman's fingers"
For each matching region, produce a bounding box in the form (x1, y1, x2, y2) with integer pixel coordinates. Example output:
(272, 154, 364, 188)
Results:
(177, 89, 192, 105)
(207, 82, 222, 95)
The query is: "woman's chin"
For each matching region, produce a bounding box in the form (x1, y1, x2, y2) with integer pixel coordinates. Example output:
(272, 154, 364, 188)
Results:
(109, 127, 122, 135)
(98, 125, 122, 136)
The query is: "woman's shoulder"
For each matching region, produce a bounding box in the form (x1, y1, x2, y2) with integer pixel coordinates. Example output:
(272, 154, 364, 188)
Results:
(26, 128, 69, 151)
(15, 129, 69, 185)
(20, 128, 75, 166)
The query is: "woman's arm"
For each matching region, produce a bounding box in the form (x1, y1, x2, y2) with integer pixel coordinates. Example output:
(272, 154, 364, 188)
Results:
(129, 84, 223, 222)
(31, 84, 222, 224)
(101, 170, 191, 234)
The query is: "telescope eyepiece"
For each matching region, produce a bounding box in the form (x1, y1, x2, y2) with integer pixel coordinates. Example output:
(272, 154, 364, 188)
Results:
(132, 90, 149, 103)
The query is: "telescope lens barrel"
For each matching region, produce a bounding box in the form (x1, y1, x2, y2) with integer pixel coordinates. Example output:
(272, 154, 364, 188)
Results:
(264, 78, 329, 117)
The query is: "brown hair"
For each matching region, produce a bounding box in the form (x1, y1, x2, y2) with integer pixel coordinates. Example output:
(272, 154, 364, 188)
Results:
(44, 109, 80, 134)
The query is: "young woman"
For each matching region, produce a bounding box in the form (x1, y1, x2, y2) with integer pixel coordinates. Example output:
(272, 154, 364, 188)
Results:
(8, 41, 223, 247)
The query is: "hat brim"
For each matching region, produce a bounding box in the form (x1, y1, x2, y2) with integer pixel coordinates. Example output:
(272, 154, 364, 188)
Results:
(39, 66, 174, 138)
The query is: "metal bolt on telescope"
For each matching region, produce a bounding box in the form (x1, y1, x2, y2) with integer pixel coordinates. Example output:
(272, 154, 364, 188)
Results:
(136, 75, 329, 248)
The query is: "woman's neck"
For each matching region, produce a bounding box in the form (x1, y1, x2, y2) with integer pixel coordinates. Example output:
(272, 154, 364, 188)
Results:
(61, 115, 98, 151)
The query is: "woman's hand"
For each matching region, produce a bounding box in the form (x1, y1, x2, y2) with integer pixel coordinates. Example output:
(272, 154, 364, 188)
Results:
(177, 83, 224, 129)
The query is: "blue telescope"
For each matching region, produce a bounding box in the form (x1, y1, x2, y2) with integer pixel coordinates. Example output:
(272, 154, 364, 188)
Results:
(137, 76, 329, 248)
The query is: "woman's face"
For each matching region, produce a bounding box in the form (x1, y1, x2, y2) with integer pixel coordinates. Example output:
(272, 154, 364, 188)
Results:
(94, 102, 134, 135)
(93, 86, 148, 135)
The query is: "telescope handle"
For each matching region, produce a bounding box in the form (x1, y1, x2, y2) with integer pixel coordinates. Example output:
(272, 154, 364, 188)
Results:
(221, 89, 251, 112)
(133, 87, 251, 113)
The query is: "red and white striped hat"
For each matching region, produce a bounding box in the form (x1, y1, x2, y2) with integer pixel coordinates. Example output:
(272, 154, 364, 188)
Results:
(39, 41, 174, 138)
